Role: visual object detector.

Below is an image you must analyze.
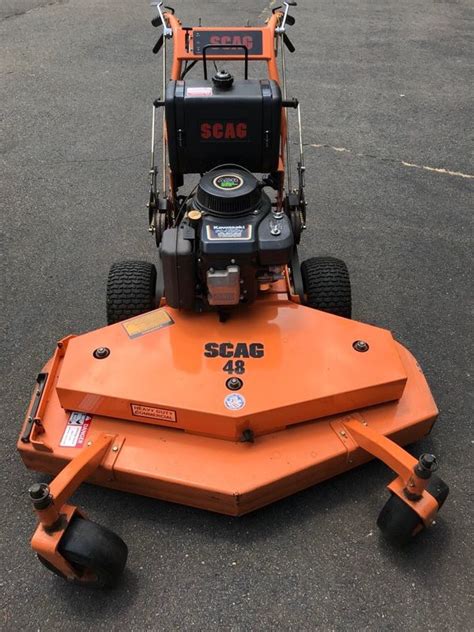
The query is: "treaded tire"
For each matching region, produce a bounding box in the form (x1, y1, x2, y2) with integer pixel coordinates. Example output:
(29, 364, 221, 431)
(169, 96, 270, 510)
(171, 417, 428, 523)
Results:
(301, 256, 352, 317)
(38, 516, 128, 588)
(107, 260, 157, 325)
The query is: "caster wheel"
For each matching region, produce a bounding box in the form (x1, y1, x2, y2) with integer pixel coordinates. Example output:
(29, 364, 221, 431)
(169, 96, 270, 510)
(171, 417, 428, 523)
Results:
(377, 494, 423, 545)
(106, 260, 157, 325)
(426, 473, 449, 509)
(38, 516, 128, 588)
(377, 474, 449, 545)
(301, 256, 351, 318)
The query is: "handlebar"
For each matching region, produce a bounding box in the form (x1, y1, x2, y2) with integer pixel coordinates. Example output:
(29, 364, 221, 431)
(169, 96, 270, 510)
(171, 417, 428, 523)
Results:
(202, 44, 249, 80)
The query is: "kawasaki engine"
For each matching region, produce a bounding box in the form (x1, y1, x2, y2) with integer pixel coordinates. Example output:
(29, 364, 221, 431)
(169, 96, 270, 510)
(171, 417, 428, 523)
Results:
(160, 166, 294, 311)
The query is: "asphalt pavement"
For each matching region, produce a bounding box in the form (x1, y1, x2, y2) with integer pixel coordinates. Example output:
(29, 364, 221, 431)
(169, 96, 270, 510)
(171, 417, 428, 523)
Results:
(1, 0, 473, 630)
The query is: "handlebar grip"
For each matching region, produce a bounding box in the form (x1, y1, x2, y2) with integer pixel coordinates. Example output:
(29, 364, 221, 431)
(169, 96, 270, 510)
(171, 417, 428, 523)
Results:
(282, 98, 299, 108)
(152, 34, 164, 54)
(283, 33, 296, 53)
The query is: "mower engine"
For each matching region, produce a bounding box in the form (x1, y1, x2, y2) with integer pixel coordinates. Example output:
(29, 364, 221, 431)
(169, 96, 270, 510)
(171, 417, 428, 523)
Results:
(160, 167, 294, 310)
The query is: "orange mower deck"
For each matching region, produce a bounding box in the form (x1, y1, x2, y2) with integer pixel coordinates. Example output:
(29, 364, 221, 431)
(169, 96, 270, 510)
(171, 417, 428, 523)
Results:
(19, 294, 438, 517)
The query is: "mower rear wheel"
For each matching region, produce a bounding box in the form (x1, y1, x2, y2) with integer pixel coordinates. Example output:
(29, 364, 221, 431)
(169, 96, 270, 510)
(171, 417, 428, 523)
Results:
(301, 256, 352, 318)
(106, 260, 157, 325)
(38, 516, 128, 588)
(377, 474, 449, 545)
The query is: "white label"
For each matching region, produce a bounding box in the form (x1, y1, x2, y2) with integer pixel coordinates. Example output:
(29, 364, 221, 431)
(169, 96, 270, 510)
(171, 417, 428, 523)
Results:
(206, 224, 252, 241)
(186, 86, 213, 97)
(224, 394, 246, 410)
(60, 412, 92, 447)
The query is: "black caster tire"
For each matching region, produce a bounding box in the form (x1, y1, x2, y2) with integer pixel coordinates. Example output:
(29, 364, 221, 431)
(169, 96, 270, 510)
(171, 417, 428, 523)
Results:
(301, 256, 352, 318)
(426, 473, 449, 509)
(377, 475, 449, 546)
(377, 494, 423, 545)
(38, 516, 128, 588)
(106, 260, 157, 325)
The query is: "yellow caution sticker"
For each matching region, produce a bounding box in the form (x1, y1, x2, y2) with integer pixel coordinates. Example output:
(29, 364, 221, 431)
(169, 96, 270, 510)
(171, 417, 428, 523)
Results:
(122, 309, 174, 339)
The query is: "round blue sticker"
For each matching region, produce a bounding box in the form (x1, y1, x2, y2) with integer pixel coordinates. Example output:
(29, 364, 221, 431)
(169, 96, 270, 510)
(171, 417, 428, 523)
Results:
(224, 393, 246, 411)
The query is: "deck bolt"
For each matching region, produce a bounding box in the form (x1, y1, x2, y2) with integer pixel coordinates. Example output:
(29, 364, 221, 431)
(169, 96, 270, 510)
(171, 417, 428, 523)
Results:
(226, 377, 243, 391)
(112, 446, 119, 452)
(93, 346, 110, 359)
(340, 430, 347, 437)
(353, 340, 369, 352)
(87, 441, 92, 446)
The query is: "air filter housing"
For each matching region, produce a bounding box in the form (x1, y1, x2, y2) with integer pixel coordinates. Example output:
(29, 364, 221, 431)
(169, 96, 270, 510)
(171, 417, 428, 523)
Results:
(195, 168, 264, 217)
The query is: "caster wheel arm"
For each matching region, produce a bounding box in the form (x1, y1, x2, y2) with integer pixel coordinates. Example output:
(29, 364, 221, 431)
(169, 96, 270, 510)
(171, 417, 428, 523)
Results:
(29, 433, 128, 586)
(342, 418, 449, 542)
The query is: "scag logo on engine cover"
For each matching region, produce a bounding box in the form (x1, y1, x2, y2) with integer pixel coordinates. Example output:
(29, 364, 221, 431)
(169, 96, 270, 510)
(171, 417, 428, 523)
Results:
(204, 342, 264, 359)
(200, 122, 248, 140)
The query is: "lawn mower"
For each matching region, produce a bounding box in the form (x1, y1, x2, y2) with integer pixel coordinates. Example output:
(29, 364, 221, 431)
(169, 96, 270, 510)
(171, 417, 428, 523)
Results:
(18, 2, 449, 587)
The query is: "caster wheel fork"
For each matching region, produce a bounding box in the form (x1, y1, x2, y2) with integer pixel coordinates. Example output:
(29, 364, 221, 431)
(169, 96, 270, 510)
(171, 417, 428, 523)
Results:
(28, 434, 129, 588)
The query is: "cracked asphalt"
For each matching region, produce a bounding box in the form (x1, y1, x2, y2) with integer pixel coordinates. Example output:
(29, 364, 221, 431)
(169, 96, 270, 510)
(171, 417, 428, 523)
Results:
(1, 0, 473, 630)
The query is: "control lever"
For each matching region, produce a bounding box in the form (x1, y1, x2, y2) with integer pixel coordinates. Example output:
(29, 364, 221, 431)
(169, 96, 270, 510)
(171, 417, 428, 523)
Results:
(150, 1, 173, 38)
(276, 1, 297, 33)
(272, 5, 295, 25)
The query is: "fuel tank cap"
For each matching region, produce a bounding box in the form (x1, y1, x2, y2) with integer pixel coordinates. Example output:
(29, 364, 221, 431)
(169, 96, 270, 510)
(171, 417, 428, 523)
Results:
(212, 70, 234, 90)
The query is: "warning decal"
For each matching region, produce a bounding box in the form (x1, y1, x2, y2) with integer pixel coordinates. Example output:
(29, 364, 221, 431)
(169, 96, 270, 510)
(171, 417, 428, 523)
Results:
(123, 309, 174, 339)
(60, 412, 92, 448)
(131, 404, 177, 423)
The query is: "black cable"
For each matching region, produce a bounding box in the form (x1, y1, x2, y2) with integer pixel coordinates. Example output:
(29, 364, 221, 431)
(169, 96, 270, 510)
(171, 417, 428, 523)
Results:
(180, 59, 199, 79)
(173, 183, 199, 226)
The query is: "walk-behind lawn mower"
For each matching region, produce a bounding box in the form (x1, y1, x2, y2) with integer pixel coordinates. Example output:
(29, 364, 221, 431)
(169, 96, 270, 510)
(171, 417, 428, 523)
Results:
(18, 2, 449, 587)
